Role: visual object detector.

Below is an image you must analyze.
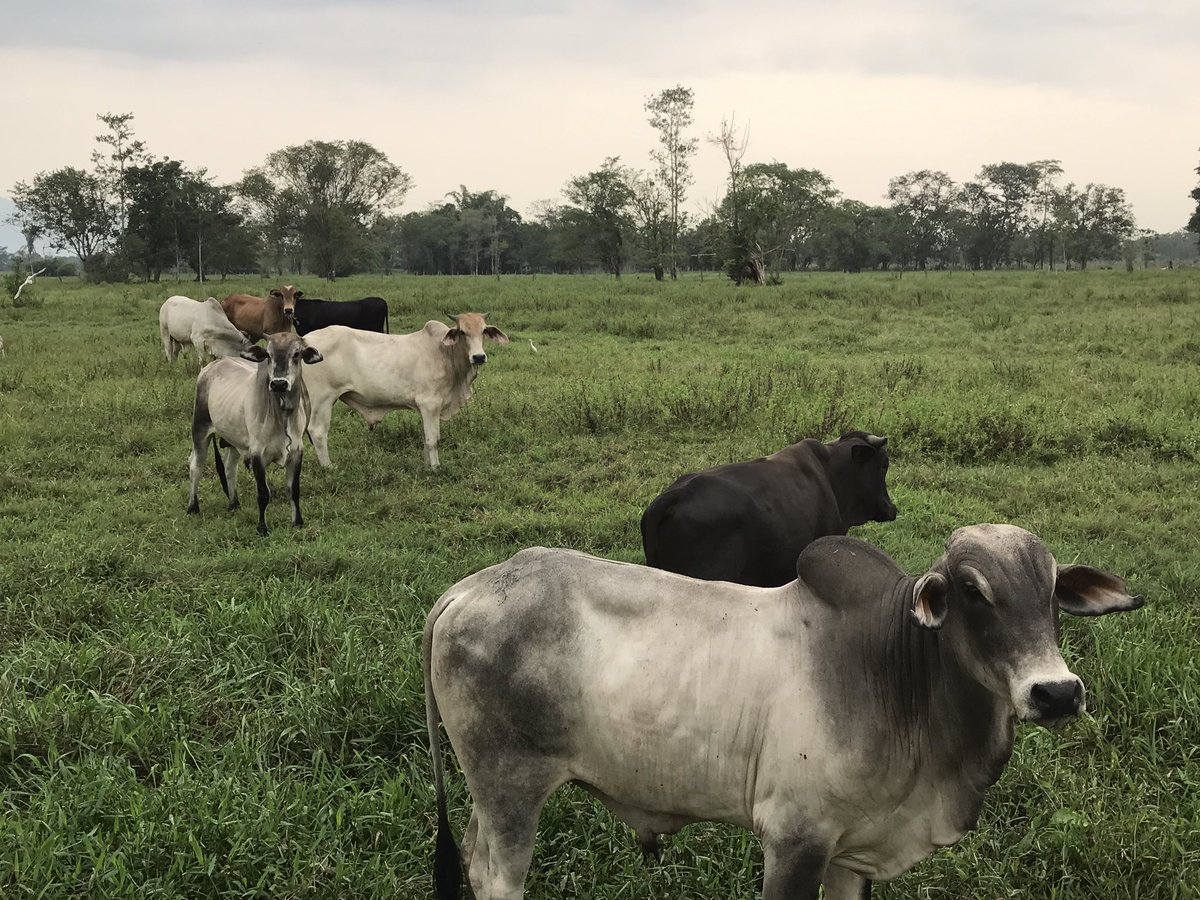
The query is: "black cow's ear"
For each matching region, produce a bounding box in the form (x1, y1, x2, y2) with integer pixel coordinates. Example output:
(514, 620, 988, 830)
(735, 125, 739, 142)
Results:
(483, 326, 509, 344)
(851, 443, 877, 462)
(442, 327, 461, 346)
(911, 572, 949, 629)
(1056, 564, 1144, 616)
(301, 346, 324, 365)
(241, 346, 269, 363)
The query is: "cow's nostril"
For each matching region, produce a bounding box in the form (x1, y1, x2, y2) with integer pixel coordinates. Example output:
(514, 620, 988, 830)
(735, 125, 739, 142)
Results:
(1031, 681, 1083, 718)
(269, 379, 289, 392)
(472, 354, 487, 365)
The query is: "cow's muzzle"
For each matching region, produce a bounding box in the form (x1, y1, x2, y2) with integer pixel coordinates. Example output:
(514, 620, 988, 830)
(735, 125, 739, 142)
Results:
(1028, 679, 1084, 726)
(471, 353, 487, 365)
(269, 378, 290, 393)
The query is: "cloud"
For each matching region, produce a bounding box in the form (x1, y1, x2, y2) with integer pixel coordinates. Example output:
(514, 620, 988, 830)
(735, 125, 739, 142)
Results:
(0, 0, 1196, 233)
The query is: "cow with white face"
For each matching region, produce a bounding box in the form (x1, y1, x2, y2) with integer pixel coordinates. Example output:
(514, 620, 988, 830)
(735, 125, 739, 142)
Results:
(302, 312, 508, 468)
(187, 332, 324, 535)
(424, 525, 1142, 900)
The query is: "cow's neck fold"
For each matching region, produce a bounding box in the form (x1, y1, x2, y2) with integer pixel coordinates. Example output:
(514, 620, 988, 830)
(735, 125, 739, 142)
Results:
(875, 579, 1015, 791)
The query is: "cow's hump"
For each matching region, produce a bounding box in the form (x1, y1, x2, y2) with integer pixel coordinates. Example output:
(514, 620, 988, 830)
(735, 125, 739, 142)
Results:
(795, 535, 903, 608)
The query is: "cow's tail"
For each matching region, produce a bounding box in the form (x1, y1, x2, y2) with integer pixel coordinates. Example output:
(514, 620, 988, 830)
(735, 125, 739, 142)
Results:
(383, 305, 389, 334)
(425, 595, 463, 900)
(212, 436, 231, 500)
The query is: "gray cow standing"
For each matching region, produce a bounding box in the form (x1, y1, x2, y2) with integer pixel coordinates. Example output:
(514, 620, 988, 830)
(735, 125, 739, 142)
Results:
(424, 525, 1142, 900)
(187, 332, 324, 535)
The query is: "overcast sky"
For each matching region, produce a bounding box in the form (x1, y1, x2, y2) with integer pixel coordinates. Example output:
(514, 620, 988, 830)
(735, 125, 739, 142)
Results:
(2, 0, 1197, 254)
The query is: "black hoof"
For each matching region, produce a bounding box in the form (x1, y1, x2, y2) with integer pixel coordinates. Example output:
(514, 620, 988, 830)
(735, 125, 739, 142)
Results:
(639, 835, 662, 862)
(293, 518, 305, 528)
(257, 524, 269, 536)
(186, 501, 199, 515)
(227, 500, 240, 511)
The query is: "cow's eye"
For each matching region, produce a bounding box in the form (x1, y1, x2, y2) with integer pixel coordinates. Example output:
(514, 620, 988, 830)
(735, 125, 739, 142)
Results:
(292, 352, 301, 360)
(962, 582, 987, 603)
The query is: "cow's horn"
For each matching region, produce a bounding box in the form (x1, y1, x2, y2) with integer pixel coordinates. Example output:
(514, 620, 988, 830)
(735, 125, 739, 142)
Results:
(867, 434, 887, 449)
(444, 311, 460, 323)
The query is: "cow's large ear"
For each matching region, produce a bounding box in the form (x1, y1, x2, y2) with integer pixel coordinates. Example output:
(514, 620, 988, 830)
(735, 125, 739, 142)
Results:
(442, 328, 461, 346)
(1055, 564, 1144, 616)
(911, 571, 949, 629)
(241, 346, 269, 363)
(293, 289, 304, 300)
(483, 326, 509, 344)
(301, 346, 323, 365)
(851, 443, 877, 462)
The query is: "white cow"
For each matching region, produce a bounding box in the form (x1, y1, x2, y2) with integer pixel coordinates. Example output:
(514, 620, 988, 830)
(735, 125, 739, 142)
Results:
(424, 526, 1143, 899)
(302, 313, 508, 468)
(159, 295, 252, 363)
(186, 332, 324, 535)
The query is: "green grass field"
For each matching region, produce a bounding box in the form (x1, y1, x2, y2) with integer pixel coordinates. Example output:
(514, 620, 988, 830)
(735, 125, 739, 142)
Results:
(0, 270, 1197, 898)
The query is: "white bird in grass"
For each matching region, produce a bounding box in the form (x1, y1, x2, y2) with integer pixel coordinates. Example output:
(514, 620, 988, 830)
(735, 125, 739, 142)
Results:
(529, 339, 538, 353)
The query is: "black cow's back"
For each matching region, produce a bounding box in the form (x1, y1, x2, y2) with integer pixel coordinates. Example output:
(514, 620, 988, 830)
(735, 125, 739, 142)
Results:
(641, 434, 896, 587)
(294, 297, 389, 336)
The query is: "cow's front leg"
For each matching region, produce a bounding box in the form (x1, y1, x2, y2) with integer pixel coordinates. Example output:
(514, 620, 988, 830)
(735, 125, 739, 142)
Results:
(761, 833, 828, 900)
(251, 456, 271, 535)
(286, 451, 304, 528)
(823, 863, 871, 900)
(418, 404, 442, 468)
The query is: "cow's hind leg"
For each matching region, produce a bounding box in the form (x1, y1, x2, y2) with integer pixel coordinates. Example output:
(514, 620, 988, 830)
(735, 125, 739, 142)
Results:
(464, 767, 563, 899)
(187, 395, 214, 514)
(250, 456, 270, 535)
(187, 437, 207, 514)
(306, 396, 336, 468)
(220, 444, 242, 510)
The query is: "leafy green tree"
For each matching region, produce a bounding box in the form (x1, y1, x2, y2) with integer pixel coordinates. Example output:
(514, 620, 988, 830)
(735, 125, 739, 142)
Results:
(123, 161, 250, 281)
(123, 159, 190, 281)
(1028, 159, 1064, 268)
(530, 202, 591, 274)
(721, 162, 838, 272)
(399, 205, 463, 275)
(645, 85, 697, 280)
(886, 169, 959, 269)
(11, 167, 114, 276)
(1053, 183, 1135, 269)
(92, 112, 150, 236)
(628, 171, 668, 278)
(563, 158, 634, 277)
(446, 187, 518, 276)
(236, 170, 300, 275)
(813, 201, 898, 272)
(707, 115, 759, 285)
(369, 214, 406, 275)
(955, 163, 1040, 269)
(242, 140, 412, 280)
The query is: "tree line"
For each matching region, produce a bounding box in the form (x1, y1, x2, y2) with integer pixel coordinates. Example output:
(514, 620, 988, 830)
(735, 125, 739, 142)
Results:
(6, 98, 1196, 285)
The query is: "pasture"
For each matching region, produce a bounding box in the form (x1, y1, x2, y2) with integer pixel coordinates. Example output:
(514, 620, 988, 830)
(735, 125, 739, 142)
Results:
(0, 270, 1197, 898)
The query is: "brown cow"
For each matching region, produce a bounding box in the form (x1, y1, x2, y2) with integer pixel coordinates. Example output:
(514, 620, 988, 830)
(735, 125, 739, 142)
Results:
(221, 285, 301, 340)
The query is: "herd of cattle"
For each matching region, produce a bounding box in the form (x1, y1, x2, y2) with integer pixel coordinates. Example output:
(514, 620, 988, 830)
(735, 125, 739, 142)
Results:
(156, 288, 1142, 899)
(159, 287, 508, 534)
